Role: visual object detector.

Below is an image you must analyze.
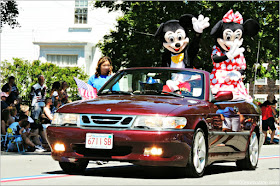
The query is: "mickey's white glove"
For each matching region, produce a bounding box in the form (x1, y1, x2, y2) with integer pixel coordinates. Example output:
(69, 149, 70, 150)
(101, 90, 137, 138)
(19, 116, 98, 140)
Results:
(192, 14, 210, 34)
(226, 39, 245, 60)
(166, 80, 179, 92)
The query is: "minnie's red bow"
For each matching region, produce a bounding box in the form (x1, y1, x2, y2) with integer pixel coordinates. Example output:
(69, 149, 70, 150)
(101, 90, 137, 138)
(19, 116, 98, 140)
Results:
(222, 9, 243, 24)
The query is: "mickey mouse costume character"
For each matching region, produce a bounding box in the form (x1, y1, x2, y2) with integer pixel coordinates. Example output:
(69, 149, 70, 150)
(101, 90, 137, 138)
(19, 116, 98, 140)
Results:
(210, 10, 259, 102)
(155, 14, 209, 92)
(155, 14, 210, 69)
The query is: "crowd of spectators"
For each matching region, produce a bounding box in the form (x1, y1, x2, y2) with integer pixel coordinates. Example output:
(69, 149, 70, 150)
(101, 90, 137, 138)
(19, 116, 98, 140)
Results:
(1, 75, 69, 152)
(1, 56, 113, 153)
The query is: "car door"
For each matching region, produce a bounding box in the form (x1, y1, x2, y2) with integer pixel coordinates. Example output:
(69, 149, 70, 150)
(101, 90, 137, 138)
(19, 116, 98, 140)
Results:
(207, 102, 243, 154)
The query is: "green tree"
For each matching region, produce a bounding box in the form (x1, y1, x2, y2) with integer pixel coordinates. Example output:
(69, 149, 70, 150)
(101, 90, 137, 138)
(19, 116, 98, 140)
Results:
(93, 1, 279, 82)
(0, 58, 88, 104)
(0, 0, 20, 28)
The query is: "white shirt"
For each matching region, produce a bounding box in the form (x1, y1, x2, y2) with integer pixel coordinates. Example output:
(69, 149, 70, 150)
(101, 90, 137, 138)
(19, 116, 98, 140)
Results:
(31, 83, 47, 106)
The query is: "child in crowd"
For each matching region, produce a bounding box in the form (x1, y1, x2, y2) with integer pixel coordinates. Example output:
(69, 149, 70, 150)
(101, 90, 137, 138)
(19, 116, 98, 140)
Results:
(7, 113, 46, 152)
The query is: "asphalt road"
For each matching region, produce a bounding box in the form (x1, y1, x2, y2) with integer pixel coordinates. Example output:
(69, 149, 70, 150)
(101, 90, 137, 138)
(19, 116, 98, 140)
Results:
(1, 144, 279, 185)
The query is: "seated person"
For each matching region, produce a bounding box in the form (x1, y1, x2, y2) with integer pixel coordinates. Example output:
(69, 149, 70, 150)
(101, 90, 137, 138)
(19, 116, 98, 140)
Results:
(7, 114, 45, 152)
(20, 105, 43, 147)
(41, 98, 53, 124)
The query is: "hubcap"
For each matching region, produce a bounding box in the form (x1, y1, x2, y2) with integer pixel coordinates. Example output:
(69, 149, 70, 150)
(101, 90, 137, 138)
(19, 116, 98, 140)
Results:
(193, 131, 206, 173)
(249, 132, 259, 167)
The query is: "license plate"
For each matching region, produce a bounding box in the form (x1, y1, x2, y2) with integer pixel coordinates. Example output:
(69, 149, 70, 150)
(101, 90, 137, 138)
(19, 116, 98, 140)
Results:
(85, 133, 113, 149)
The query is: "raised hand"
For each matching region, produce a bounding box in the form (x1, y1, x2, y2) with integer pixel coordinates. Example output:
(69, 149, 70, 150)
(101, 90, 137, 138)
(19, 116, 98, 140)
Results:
(226, 39, 245, 60)
(192, 14, 210, 34)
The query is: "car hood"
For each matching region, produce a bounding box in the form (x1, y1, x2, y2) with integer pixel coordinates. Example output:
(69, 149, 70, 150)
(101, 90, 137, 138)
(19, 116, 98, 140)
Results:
(57, 95, 201, 116)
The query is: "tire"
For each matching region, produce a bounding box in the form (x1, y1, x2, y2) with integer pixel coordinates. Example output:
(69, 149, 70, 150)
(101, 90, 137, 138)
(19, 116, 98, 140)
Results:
(185, 128, 208, 177)
(59, 159, 89, 174)
(236, 131, 259, 170)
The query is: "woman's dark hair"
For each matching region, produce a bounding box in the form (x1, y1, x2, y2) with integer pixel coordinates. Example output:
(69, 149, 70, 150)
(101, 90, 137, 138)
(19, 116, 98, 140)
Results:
(260, 100, 277, 107)
(95, 56, 113, 78)
(8, 76, 15, 81)
(51, 81, 61, 90)
(61, 81, 68, 89)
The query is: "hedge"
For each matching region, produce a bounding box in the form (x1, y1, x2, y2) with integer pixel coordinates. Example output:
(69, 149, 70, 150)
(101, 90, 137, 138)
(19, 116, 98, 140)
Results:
(0, 58, 89, 104)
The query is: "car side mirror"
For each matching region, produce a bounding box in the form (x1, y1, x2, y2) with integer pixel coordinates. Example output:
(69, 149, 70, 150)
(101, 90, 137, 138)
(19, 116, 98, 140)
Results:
(213, 91, 233, 102)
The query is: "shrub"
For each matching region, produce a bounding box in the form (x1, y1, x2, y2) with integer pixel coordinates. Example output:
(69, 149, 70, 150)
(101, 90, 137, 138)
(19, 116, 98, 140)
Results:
(0, 58, 89, 104)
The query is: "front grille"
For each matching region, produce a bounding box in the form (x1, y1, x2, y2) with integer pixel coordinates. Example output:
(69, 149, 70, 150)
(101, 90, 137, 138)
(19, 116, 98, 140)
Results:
(80, 114, 136, 128)
(72, 144, 132, 157)
(121, 117, 133, 125)
(91, 116, 122, 124)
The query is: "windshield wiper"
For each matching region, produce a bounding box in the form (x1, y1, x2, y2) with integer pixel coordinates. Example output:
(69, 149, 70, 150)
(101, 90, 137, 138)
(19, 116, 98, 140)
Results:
(100, 90, 134, 95)
(161, 91, 184, 98)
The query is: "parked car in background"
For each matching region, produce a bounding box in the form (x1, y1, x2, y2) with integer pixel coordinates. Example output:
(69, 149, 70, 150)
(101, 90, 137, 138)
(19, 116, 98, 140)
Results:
(47, 67, 265, 177)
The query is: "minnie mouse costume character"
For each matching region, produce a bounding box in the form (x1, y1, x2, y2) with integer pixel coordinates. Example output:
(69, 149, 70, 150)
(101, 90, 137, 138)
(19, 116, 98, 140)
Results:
(210, 10, 259, 102)
(155, 14, 210, 69)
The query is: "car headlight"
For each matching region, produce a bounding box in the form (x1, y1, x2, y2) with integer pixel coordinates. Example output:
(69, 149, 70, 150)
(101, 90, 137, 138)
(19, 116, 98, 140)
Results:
(133, 116, 187, 129)
(52, 113, 80, 126)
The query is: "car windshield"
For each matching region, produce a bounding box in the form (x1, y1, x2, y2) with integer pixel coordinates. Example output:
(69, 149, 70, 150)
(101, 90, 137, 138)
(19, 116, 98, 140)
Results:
(99, 69, 205, 99)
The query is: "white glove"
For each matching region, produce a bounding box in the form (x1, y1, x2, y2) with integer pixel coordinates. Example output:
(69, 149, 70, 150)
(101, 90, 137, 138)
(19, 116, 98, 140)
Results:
(166, 80, 179, 92)
(226, 39, 245, 60)
(192, 14, 210, 33)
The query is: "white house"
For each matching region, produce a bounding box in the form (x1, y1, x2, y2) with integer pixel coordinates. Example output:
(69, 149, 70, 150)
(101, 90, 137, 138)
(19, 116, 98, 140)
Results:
(1, 0, 122, 77)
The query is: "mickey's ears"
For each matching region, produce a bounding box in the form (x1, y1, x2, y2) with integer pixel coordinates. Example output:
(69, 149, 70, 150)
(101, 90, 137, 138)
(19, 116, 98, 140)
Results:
(243, 19, 260, 37)
(154, 23, 164, 37)
(179, 14, 194, 29)
(210, 20, 223, 36)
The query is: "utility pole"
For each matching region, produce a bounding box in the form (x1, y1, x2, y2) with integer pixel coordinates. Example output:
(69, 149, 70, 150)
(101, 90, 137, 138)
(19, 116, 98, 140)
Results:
(252, 40, 261, 100)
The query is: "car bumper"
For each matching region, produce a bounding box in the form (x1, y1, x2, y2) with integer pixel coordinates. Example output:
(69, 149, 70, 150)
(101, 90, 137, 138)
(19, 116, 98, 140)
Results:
(46, 126, 194, 167)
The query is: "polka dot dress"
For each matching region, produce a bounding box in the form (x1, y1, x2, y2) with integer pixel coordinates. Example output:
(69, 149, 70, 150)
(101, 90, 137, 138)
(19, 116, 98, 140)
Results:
(210, 46, 252, 102)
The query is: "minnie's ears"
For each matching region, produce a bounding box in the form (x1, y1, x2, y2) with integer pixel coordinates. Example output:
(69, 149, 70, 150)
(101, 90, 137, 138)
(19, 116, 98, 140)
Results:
(179, 14, 194, 30)
(154, 23, 164, 37)
(243, 19, 260, 37)
(210, 20, 223, 36)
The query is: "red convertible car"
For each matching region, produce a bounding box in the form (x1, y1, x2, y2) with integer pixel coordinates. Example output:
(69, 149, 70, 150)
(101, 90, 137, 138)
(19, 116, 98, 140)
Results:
(47, 67, 265, 177)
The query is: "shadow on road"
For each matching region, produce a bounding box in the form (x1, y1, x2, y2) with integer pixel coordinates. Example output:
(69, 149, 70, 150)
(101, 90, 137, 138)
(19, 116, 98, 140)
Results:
(1, 151, 51, 156)
(268, 168, 279, 170)
(44, 163, 242, 179)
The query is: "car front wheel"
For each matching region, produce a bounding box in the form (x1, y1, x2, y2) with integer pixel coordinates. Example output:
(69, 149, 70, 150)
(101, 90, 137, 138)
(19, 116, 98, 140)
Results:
(59, 159, 89, 174)
(236, 131, 259, 170)
(185, 128, 207, 177)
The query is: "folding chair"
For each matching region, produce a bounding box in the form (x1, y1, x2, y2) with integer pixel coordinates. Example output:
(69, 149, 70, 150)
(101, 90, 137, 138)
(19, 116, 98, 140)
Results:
(5, 128, 25, 153)
(1, 134, 7, 151)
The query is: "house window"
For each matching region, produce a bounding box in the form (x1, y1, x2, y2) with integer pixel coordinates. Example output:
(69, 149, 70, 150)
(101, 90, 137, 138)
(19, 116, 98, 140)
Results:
(254, 94, 268, 103)
(255, 63, 268, 85)
(74, 0, 88, 24)
(47, 55, 78, 66)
